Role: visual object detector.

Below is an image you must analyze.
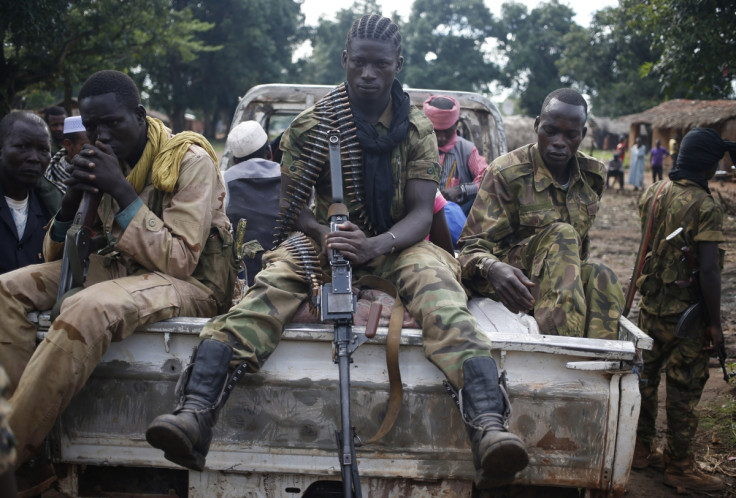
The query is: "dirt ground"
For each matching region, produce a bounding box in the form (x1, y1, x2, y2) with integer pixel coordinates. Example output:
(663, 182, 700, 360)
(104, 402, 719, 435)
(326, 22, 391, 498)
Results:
(589, 173, 736, 497)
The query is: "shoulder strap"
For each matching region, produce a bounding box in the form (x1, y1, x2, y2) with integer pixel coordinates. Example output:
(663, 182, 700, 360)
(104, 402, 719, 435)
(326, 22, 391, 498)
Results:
(354, 275, 404, 444)
(623, 180, 670, 316)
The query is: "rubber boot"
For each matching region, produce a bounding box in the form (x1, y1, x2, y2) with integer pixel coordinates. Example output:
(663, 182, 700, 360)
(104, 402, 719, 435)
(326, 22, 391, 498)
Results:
(663, 454, 723, 493)
(459, 357, 529, 489)
(631, 438, 664, 470)
(146, 339, 233, 471)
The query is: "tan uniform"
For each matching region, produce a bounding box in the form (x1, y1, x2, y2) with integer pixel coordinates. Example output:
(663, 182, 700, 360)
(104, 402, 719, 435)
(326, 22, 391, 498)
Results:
(0, 143, 230, 465)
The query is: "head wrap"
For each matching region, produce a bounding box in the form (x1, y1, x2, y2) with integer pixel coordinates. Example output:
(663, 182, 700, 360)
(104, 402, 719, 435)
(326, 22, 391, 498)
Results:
(423, 95, 459, 131)
(669, 127, 736, 192)
(227, 120, 268, 159)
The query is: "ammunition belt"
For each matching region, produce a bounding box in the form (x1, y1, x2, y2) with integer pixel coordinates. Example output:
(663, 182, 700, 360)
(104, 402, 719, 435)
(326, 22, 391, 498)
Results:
(282, 231, 323, 314)
(274, 83, 373, 245)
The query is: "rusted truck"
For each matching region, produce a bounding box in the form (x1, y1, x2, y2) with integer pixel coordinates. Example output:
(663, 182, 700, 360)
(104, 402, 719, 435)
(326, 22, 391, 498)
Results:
(35, 85, 652, 497)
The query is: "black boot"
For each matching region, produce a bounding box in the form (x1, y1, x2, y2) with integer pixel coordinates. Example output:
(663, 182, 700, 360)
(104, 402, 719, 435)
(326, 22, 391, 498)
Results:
(146, 339, 233, 471)
(459, 357, 529, 488)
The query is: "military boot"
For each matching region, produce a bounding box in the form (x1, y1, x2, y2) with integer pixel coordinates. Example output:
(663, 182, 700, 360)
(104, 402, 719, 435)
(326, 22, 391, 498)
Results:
(146, 339, 234, 471)
(631, 438, 664, 470)
(663, 454, 723, 493)
(456, 356, 529, 489)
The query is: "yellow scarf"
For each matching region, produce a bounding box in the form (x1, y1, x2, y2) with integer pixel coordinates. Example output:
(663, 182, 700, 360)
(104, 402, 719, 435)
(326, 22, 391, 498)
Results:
(126, 116, 219, 194)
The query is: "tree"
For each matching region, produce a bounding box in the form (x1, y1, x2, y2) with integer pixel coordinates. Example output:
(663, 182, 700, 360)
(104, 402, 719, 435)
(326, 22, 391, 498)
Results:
(298, 0, 383, 86)
(625, 0, 735, 99)
(557, 7, 664, 116)
(140, 0, 303, 134)
(401, 0, 500, 92)
(494, 0, 584, 116)
(0, 0, 214, 116)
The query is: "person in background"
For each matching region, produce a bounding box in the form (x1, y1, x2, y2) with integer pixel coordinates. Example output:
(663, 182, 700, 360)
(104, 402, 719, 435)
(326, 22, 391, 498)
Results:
(616, 135, 627, 166)
(146, 14, 529, 488)
(0, 111, 61, 274)
(631, 128, 733, 494)
(44, 116, 90, 193)
(423, 95, 488, 215)
(607, 152, 624, 190)
(223, 120, 280, 286)
(459, 88, 623, 340)
(649, 139, 670, 183)
(42, 106, 66, 155)
(669, 132, 682, 167)
(628, 136, 646, 190)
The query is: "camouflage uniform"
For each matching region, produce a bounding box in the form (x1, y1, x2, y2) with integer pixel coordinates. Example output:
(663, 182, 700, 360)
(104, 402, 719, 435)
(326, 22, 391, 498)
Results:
(201, 92, 494, 389)
(636, 179, 724, 461)
(0, 365, 15, 473)
(458, 144, 623, 339)
(0, 140, 230, 465)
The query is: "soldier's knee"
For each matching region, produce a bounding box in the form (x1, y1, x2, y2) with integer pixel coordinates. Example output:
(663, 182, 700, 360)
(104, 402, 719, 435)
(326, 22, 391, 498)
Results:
(544, 222, 580, 244)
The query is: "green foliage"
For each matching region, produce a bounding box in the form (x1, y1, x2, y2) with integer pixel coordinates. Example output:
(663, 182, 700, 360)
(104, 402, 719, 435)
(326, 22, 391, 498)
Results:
(0, 0, 217, 116)
(557, 6, 664, 116)
(401, 0, 499, 92)
(698, 393, 736, 448)
(625, 0, 735, 100)
(297, 0, 383, 86)
(494, 0, 584, 116)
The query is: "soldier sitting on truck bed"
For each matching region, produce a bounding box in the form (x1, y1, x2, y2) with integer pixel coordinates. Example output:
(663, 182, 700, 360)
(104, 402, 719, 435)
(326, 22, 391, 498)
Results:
(146, 13, 530, 489)
(0, 70, 234, 495)
(458, 88, 624, 339)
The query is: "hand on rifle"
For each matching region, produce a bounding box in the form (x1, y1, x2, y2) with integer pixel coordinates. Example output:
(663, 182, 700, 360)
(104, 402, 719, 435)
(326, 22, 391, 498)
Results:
(324, 221, 376, 265)
(65, 141, 138, 211)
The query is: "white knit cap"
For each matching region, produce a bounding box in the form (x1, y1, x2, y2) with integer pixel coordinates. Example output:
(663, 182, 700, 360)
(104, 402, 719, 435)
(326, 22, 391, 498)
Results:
(63, 116, 86, 134)
(227, 120, 268, 159)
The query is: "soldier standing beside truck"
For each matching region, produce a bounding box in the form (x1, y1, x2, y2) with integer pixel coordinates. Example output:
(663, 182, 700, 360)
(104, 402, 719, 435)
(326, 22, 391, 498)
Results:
(0, 70, 233, 495)
(147, 13, 529, 490)
(631, 128, 735, 493)
(458, 88, 624, 339)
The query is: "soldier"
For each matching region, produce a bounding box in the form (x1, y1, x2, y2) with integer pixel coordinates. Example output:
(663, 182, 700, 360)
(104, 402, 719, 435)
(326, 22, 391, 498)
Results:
(458, 88, 624, 339)
(147, 13, 529, 488)
(631, 128, 734, 493)
(0, 70, 233, 494)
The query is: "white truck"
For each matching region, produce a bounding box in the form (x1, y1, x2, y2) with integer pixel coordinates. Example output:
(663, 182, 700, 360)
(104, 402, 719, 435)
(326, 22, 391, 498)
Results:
(35, 85, 652, 497)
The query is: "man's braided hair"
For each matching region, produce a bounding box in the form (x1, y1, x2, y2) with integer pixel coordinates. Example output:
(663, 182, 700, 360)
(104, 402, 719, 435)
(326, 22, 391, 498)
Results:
(345, 14, 402, 56)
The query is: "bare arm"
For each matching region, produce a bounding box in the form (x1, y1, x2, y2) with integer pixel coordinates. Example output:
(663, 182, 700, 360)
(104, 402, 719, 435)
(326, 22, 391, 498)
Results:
(429, 207, 455, 255)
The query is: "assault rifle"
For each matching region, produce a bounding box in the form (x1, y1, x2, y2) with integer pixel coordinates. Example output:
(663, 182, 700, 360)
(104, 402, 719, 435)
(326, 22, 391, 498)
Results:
(53, 191, 103, 319)
(319, 131, 380, 498)
(667, 228, 734, 382)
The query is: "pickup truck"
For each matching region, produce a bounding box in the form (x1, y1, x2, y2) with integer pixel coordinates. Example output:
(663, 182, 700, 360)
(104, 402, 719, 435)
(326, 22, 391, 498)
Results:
(36, 84, 652, 498)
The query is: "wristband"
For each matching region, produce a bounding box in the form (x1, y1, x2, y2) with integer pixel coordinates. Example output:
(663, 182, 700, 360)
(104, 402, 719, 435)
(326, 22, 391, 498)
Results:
(476, 257, 498, 279)
(387, 231, 396, 254)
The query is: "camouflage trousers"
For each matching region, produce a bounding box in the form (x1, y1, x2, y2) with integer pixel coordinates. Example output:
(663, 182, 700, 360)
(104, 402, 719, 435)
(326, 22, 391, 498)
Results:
(636, 308, 709, 461)
(505, 222, 623, 339)
(201, 239, 492, 389)
(0, 256, 216, 466)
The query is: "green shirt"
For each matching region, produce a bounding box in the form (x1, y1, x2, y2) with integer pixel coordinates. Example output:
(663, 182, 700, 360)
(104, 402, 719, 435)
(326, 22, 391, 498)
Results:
(280, 93, 439, 233)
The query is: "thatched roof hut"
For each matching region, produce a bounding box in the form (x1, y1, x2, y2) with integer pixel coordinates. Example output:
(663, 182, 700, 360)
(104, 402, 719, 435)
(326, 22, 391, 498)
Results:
(620, 99, 736, 167)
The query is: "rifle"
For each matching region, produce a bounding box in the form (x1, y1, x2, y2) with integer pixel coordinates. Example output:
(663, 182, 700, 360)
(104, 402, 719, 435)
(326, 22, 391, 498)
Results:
(52, 191, 104, 319)
(667, 227, 734, 382)
(319, 131, 380, 498)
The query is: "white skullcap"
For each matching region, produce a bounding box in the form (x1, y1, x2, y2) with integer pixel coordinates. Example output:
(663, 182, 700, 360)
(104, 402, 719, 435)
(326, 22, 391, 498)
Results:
(227, 120, 268, 159)
(63, 116, 86, 134)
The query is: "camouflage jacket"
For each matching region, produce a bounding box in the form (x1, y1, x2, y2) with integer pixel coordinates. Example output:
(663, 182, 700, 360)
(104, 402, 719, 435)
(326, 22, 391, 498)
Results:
(458, 144, 606, 293)
(280, 92, 440, 233)
(636, 179, 724, 316)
